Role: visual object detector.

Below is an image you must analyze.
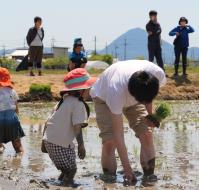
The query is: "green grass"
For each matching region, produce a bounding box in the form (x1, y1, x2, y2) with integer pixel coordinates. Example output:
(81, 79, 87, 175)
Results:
(29, 83, 51, 95)
(165, 65, 199, 74)
(9, 64, 199, 76)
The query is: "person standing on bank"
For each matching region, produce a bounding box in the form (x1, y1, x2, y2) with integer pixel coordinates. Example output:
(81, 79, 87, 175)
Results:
(146, 10, 164, 71)
(169, 17, 194, 76)
(26, 16, 44, 76)
(90, 60, 166, 183)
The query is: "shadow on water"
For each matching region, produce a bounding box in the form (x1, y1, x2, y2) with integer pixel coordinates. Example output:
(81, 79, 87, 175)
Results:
(1, 101, 199, 189)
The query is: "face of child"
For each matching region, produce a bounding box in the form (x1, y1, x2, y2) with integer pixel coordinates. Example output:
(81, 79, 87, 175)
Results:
(75, 46, 82, 53)
(35, 20, 42, 28)
(80, 89, 90, 100)
(150, 15, 157, 22)
(180, 21, 186, 27)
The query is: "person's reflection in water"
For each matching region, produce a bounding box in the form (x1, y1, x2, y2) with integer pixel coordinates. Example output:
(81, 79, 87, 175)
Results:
(28, 124, 45, 173)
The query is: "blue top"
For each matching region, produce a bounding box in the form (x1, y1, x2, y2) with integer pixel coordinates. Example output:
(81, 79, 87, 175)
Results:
(169, 26, 194, 48)
(70, 51, 87, 60)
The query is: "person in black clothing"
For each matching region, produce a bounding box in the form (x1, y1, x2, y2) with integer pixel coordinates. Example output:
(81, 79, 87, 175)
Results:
(26, 17, 44, 76)
(146, 10, 164, 71)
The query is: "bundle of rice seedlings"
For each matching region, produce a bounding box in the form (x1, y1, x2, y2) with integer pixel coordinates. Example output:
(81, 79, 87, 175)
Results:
(146, 102, 171, 128)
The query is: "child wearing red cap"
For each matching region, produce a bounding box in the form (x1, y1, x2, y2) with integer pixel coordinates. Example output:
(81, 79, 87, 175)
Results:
(43, 68, 96, 186)
(0, 67, 25, 154)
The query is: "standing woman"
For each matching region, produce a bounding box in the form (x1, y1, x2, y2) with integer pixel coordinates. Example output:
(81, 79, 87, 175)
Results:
(169, 17, 194, 76)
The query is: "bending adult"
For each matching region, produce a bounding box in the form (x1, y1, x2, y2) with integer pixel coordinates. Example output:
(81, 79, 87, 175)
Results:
(26, 16, 44, 76)
(169, 17, 194, 76)
(146, 10, 164, 70)
(90, 60, 166, 182)
(68, 38, 87, 71)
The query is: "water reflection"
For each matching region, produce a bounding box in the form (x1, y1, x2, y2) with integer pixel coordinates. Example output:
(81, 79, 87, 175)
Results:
(1, 101, 199, 189)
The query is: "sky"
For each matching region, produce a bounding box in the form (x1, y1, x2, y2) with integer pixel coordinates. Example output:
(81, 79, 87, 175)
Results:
(0, 0, 198, 50)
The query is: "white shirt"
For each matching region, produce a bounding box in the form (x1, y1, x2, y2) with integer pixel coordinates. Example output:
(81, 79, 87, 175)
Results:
(30, 28, 43, 47)
(90, 60, 166, 115)
(0, 87, 19, 111)
(43, 96, 88, 148)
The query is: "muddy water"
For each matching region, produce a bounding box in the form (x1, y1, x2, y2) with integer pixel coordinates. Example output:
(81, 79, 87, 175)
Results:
(1, 101, 199, 190)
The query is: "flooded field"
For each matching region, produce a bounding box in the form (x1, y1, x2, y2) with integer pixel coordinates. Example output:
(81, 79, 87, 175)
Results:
(1, 101, 199, 190)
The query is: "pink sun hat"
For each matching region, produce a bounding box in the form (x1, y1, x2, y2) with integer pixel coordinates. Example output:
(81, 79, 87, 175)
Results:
(60, 68, 97, 94)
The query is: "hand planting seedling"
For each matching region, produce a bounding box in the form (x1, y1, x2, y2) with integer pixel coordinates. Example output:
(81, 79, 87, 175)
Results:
(146, 102, 171, 128)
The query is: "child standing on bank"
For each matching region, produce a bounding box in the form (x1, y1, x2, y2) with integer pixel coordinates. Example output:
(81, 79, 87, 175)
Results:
(43, 68, 96, 186)
(0, 68, 25, 154)
(67, 38, 87, 71)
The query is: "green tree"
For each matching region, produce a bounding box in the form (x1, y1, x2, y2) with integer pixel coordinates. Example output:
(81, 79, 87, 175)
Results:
(89, 54, 113, 65)
(43, 56, 69, 69)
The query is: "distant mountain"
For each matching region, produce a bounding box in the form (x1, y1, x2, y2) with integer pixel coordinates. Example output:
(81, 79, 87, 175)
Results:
(99, 28, 199, 64)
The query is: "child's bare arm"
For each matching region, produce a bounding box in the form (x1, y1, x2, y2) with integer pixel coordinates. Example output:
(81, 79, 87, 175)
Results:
(16, 103, 19, 115)
(74, 125, 86, 159)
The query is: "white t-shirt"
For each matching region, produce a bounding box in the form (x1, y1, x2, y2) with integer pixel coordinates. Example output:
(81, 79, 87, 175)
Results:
(0, 87, 19, 112)
(30, 28, 43, 47)
(90, 60, 166, 115)
(43, 96, 88, 148)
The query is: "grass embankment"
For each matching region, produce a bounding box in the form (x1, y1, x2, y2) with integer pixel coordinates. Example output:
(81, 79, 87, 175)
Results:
(10, 67, 199, 101)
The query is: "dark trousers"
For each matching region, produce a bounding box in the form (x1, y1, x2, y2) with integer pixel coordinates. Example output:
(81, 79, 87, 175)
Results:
(174, 47, 188, 75)
(148, 44, 164, 70)
(28, 46, 43, 69)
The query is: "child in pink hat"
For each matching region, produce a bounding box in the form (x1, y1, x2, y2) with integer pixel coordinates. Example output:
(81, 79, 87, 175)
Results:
(43, 68, 96, 186)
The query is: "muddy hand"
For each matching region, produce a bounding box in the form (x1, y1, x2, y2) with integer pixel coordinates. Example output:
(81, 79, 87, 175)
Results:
(145, 116, 160, 128)
(123, 168, 136, 186)
(78, 144, 86, 159)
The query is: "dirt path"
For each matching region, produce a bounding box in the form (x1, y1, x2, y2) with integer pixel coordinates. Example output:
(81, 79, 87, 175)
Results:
(11, 71, 199, 101)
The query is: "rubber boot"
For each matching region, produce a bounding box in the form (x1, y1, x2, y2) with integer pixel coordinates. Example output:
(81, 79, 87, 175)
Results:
(30, 71, 35, 76)
(142, 158, 157, 182)
(38, 70, 42, 76)
(62, 168, 77, 187)
(174, 64, 179, 77)
(182, 64, 187, 76)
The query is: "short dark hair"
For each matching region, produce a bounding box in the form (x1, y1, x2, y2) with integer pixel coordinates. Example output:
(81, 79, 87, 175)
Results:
(149, 10, 158, 16)
(128, 71, 159, 103)
(34, 16, 42, 23)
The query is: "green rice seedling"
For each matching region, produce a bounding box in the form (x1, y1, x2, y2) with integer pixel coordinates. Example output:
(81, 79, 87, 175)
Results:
(146, 102, 171, 128)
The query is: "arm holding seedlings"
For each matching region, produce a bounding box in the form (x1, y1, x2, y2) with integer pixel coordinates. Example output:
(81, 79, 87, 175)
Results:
(74, 124, 86, 159)
(145, 102, 157, 128)
(146, 102, 171, 128)
(145, 102, 153, 115)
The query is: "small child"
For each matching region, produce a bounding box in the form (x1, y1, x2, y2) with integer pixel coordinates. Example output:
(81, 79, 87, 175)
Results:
(67, 38, 87, 71)
(0, 67, 25, 154)
(43, 68, 96, 186)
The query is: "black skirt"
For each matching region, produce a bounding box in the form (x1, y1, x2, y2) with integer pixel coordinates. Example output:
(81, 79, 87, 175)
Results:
(0, 110, 25, 144)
